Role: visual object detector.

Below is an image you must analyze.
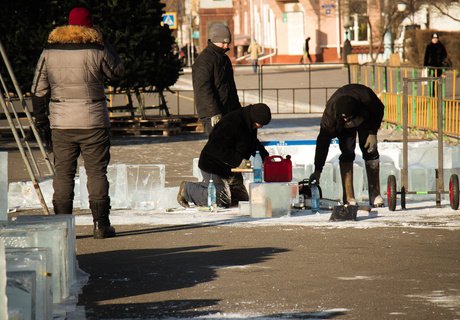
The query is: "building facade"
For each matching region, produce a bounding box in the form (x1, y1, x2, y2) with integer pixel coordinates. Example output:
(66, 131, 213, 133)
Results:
(163, 0, 460, 64)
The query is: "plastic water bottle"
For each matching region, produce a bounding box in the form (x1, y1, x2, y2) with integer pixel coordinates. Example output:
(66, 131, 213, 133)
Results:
(310, 182, 320, 214)
(253, 151, 263, 183)
(207, 179, 217, 211)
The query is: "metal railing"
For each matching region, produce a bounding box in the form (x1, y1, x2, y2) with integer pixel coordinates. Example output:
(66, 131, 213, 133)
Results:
(103, 62, 460, 138)
(350, 63, 460, 138)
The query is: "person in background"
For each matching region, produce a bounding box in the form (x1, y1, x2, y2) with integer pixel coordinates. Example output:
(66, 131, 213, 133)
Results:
(424, 32, 448, 78)
(177, 103, 271, 208)
(31, 6, 124, 239)
(248, 40, 263, 73)
(302, 37, 313, 64)
(309, 84, 385, 208)
(424, 32, 448, 96)
(343, 32, 352, 64)
(192, 23, 241, 135)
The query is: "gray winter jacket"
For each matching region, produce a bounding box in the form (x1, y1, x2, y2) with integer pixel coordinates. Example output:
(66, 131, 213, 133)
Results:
(31, 25, 124, 129)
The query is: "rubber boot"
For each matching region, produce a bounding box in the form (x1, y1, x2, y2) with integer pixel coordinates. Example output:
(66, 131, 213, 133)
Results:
(89, 198, 116, 239)
(340, 162, 356, 205)
(365, 159, 384, 207)
(52, 200, 73, 215)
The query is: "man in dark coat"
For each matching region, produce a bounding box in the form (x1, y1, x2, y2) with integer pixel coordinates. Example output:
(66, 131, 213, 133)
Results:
(424, 32, 448, 78)
(309, 84, 384, 207)
(192, 23, 241, 135)
(177, 104, 271, 208)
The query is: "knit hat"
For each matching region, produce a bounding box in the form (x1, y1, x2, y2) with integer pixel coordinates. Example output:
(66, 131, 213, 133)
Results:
(69, 7, 93, 27)
(249, 103, 271, 125)
(209, 24, 232, 44)
(335, 96, 359, 119)
(432, 33, 439, 38)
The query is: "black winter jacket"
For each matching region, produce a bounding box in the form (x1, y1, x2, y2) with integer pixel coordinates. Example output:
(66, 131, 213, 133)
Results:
(314, 84, 384, 171)
(192, 40, 241, 118)
(198, 107, 268, 178)
(424, 42, 447, 68)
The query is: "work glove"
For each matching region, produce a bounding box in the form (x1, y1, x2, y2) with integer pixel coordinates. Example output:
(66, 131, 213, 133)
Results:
(238, 159, 252, 169)
(210, 113, 222, 127)
(309, 170, 321, 185)
(34, 118, 52, 153)
(364, 134, 377, 153)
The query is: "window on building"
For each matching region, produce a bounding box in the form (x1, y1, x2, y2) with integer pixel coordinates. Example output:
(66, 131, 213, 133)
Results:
(348, 0, 368, 43)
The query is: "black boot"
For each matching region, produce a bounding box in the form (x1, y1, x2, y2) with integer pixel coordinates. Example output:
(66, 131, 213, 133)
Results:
(52, 200, 73, 215)
(329, 205, 358, 221)
(365, 159, 384, 207)
(89, 198, 116, 239)
(340, 162, 357, 205)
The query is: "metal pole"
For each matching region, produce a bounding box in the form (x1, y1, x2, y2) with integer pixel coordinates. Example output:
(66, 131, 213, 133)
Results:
(0, 93, 50, 214)
(436, 79, 443, 207)
(258, 64, 263, 103)
(402, 78, 408, 209)
(0, 41, 54, 175)
(308, 63, 312, 113)
(0, 75, 41, 176)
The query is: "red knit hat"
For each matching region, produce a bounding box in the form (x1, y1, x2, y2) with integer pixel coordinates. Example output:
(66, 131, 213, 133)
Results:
(68, 7, 93, 27)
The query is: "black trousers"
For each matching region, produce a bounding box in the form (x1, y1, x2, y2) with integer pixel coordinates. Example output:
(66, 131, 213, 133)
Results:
(52, 129, 111, 203)
(338, 126, 379, 163)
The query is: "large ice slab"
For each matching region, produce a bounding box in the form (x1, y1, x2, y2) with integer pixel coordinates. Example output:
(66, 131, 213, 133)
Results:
(8, 178, 80, 210)
(249, 182, 298, 218)
(6, 270, 34, 320)
(0, 239, 7, 320)
(0, 224, 68, 303)
(0, 152, 7, 221)
(6, 247, 53, 320)
(13, 215, 77, 289)
(80, 164, 165, 210)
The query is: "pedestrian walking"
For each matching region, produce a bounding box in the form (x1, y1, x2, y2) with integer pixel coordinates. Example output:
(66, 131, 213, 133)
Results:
(309, 84, 385, 208)
(192, 23, 241, 135)
(248, 40, 263, 73)
(31, 6, 124, 239)
(343, 32, 352, 64)
(301, 37, 313, 64)
(177, 103, 272, 208)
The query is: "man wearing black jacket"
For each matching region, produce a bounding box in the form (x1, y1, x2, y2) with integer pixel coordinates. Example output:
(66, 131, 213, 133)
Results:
(177, 104, 271, 208)
(309, 84, 385, 207)
(192, 23, 241, 135)
(424, 33, 447, 78)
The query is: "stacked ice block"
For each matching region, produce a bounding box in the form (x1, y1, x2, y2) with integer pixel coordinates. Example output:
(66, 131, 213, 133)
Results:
(0, 224, 68, 303)
(0, 152, 7, 221)
(80, 164, 166, 210)
(0, 214, 79, 319)
(5, 247, 53, 320)
(13, 215, 78, 289)
(0, 239, 7, 320)
(249, 182, 298, 218)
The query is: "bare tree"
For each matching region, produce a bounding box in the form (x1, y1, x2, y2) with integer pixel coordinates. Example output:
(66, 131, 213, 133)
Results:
(426, 0, 460, 23)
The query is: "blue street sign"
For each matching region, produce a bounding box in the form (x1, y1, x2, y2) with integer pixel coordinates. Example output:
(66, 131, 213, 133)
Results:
(162, 12, 177, 29)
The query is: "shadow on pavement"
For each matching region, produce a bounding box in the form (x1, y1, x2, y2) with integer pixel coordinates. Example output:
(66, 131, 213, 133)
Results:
(77, 246, 290, 319)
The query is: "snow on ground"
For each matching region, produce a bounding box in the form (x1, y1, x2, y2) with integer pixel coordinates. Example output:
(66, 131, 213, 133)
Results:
(74, 200, 460, 230)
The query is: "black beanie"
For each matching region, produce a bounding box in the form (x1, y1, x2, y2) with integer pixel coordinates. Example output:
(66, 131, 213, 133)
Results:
(335, 96, 359, 119)
(249, 103, 271, 125)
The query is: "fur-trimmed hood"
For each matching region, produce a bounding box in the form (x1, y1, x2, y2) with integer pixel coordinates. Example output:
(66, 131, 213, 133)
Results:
(48, 25, 103, 45)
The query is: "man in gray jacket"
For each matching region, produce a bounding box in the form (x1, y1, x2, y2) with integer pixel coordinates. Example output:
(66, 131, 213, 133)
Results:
(192, 23, 241, 135)
(31, 7, 124, 239)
